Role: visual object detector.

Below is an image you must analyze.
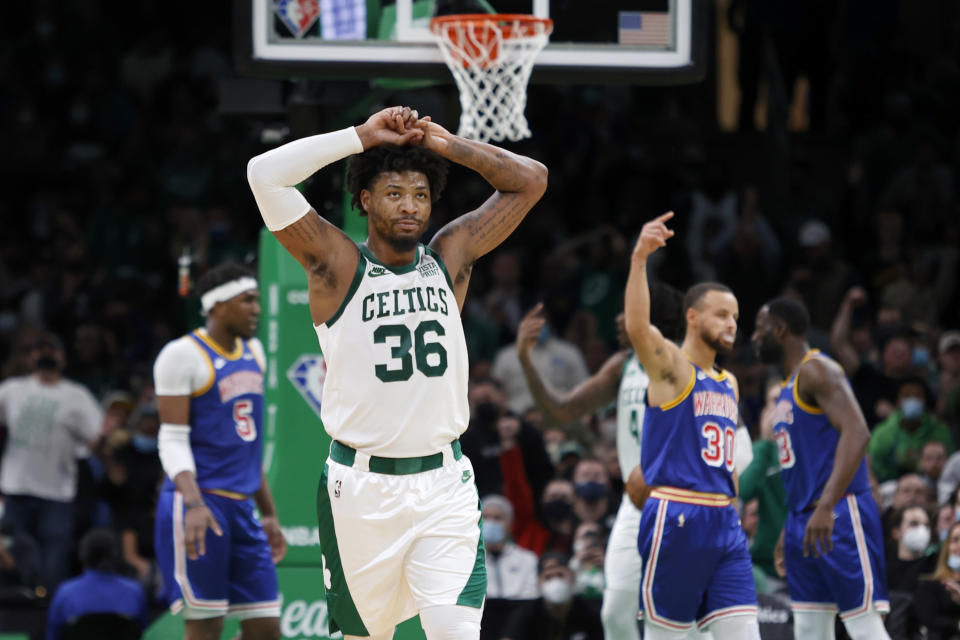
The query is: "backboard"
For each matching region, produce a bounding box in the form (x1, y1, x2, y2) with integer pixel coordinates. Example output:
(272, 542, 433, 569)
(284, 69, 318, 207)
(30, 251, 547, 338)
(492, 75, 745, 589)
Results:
(235, 0, 706, 84)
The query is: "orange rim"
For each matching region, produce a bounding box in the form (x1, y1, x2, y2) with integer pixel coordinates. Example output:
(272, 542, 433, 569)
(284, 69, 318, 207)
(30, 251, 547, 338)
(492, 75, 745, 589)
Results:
(429, 13, 554, 40)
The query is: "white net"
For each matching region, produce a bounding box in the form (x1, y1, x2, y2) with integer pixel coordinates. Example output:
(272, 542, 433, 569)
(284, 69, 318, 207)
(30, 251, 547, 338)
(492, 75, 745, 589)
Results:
(431, 15, 552, 143)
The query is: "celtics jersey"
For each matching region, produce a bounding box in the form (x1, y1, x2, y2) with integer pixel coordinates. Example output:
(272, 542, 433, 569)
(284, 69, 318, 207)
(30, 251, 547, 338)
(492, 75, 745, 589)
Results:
(615, 352, 648, 482)
(314, 244, 469, 457)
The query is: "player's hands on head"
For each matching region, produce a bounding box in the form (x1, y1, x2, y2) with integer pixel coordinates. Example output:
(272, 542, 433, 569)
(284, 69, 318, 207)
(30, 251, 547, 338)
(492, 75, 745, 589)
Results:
(184, 503, 223, 561)
(802, 504, 834, 559)
(412, 116, 451, 153)
(356, 106, 425, 149)
(633, 212, 675, 260)
(516, 302, 546, 357)
(261, 515, 287, 564)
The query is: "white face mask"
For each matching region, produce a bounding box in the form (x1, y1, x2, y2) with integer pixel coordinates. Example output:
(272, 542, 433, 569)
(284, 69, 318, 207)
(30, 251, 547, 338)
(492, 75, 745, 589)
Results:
(902, 525, 930, 553)
(948, 555, 960, 572)
(541, 577, 573, 604)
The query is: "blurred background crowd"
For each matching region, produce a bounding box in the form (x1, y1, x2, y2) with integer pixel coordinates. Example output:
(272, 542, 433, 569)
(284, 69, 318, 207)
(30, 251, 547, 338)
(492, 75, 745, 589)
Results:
(2, 1, 960, 638)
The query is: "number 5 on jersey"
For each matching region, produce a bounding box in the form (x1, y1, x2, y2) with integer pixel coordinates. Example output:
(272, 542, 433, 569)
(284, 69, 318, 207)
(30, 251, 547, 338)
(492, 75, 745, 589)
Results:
(234, 399, 257, 442)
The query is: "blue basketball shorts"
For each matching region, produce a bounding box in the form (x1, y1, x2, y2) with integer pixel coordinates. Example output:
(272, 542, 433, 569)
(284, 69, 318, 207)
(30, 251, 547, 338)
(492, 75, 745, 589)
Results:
(155, 490, 279, 620)
(638, 489, 758, 632)
(784, 491, 889, 620)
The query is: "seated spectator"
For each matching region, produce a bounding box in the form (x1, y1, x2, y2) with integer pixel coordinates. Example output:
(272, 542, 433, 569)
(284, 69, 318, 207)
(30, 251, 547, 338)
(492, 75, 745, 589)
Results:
(939, 331, 960, 428)
(916, 522, 960, 640)
(868, 377, 953, 482)
(45, 528, 148, 640)
(937, 447, 960, 505)
(569, 522, 605, 603)
(483, 495, 539, 601)
(887, 506, 937, 592)
(920, 440, 950, 489)
(937, 503, 956, 546)
(882, 473, 934, 535)
(500, 552, 603, 640)
(571, 458, 615, 529)
(510, 479, 578, 556)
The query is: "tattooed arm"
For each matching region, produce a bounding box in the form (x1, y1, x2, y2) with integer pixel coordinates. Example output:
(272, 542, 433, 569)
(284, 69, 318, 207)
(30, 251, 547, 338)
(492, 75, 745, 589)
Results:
(624, 212, 690, 407)
(247, 107, 423, 325)
(420, 119, 548, 310)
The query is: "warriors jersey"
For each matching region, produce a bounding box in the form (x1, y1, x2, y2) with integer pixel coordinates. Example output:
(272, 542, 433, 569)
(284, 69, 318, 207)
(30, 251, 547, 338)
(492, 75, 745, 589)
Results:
(160, 331, 266, 495)
(641, 363, 739, 496)
(615, 352, 648, 482)
(315, 244, 469, 457)
(772, 350, 871, 511)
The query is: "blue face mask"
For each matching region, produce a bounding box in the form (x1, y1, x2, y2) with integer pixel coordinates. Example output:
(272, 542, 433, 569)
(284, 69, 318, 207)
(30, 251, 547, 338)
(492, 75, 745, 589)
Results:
(132, 434, 158, 453)
(912, 347, 931, 368)
(483, 520, 506, 546)
(900, 397, 924, 420)
(575, 481, 608, 503)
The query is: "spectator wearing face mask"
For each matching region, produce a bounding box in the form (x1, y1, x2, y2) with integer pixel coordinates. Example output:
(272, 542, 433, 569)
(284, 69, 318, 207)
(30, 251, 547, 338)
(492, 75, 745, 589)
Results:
(916, 522, 960, 639)
(569, 522, 605, 605)
(483, 495, 539, 601)
(571, 458, 614, 529)
(509, 478, 578, 556)
(887, 506, 937, 592)
(500, 552, 603, 640)
(920, 441, 950, 488)
(936, 504, 956, 548)
(0, 332, 105, 591)
(868, 377, 953, 483)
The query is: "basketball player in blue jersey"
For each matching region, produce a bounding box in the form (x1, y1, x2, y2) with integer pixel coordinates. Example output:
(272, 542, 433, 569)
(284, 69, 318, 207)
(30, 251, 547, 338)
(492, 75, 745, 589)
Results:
(247, 106, 546, 640)
(153, 263, 286, 640)
(516, 286, 685, 640)
(752, 297, 890, 640)
(624, 212, 760, 640)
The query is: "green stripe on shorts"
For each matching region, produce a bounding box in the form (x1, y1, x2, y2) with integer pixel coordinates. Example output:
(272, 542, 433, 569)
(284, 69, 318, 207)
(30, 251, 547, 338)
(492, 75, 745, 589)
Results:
(456, 499, 487, 608)
(316, 463, 369, 636)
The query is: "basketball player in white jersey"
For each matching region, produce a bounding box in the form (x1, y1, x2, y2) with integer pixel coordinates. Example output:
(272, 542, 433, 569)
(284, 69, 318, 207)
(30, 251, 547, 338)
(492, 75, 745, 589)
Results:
(246, 106, 547, 640)
(517, 288, 725, 640)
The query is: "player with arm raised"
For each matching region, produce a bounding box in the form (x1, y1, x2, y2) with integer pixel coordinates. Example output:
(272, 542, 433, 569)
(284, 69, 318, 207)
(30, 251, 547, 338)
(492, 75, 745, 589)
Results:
(153, 263, 286, 640)
(752, 297, 890, 640)
(246, 106, 546, 640)
(624, 212, 760, 640)
(516, 287, 685, 640)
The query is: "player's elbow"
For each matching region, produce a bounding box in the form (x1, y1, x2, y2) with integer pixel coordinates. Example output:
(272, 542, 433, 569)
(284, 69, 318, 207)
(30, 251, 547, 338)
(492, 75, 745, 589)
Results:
(522, 160, 548, 198)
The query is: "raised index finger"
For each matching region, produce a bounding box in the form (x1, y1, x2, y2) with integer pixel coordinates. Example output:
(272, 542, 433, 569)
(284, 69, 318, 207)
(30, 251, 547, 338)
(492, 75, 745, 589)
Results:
(654, 211, 675, 224)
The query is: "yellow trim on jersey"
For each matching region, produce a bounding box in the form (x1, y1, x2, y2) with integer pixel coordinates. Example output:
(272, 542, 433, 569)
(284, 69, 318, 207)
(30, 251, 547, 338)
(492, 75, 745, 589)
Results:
(193, 330, 244, 360)
(203, 488, 250, 501)
(659, 367, 696, 410)
(649, 487, 732, 507)
(190, 340, 216, 397)
(793, 350, 825, 414)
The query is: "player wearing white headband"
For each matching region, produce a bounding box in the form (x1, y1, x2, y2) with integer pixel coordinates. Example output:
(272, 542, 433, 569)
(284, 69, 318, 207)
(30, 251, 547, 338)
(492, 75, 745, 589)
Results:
(152, 262, 286, 640)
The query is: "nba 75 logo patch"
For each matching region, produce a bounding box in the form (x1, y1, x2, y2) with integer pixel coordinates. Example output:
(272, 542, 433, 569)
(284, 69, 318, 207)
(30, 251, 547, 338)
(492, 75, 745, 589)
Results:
(334, 480, 342, 498)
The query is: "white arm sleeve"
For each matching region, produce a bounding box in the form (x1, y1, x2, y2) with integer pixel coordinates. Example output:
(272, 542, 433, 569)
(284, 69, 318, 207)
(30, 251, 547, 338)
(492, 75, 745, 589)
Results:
(158, 424, 196, 480)
(153, 337, 212, 396)
(246, 127, 364, 231)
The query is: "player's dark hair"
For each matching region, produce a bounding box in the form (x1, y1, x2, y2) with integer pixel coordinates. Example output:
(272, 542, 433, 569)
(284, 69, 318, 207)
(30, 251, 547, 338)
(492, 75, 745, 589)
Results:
(195, 263, 256, 298)
(765, 297, 810, 336)
(650, 282, 685, 343)
(682, 282, 733, 312)
(346, 144, 450, 215)
(79, 528, 120, 572)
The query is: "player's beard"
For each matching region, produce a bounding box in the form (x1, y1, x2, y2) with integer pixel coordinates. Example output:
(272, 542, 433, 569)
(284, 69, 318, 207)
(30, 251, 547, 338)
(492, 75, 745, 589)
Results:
(700, 327, 734, 355)
(386, 231, 420, 253)
(754, 334, 783, 364)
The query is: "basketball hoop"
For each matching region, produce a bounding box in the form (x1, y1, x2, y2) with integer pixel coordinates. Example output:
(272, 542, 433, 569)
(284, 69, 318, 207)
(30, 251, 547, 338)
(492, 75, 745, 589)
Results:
(430, 14, 553, 143)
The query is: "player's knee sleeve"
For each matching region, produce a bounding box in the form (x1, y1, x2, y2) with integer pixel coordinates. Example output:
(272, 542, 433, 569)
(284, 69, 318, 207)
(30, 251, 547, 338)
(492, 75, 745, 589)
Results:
(792, 610, 836, 640)
(842, 610, 890, 640)
(601, 588, 640, 640)
(706, 615, 760, 640)
(419, 604, 481, 640)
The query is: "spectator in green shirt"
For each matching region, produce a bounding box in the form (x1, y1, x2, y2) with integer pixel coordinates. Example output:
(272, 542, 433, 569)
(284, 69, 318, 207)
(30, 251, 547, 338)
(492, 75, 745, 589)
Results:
(868, 377, 954, 483)
(739, 380, 788, 584)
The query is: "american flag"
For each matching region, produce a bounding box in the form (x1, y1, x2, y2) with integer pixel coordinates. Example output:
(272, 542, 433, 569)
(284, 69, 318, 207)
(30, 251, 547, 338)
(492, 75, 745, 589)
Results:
(618, 11, 671, 47)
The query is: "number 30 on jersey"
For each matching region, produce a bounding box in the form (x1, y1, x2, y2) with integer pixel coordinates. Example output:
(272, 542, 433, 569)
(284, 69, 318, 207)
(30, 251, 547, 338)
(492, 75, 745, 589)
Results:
(700, 422, 735, 471)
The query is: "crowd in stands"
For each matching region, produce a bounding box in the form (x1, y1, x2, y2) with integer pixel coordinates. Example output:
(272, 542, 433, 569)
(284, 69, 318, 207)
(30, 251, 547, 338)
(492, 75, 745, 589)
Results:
(2, 1, 960, 638)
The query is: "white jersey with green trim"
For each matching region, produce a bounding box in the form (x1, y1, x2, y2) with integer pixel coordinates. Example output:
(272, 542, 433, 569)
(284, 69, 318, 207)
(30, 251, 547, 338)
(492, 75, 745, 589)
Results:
(314, 244, 469, 457)
(615, 351, 649, 482)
